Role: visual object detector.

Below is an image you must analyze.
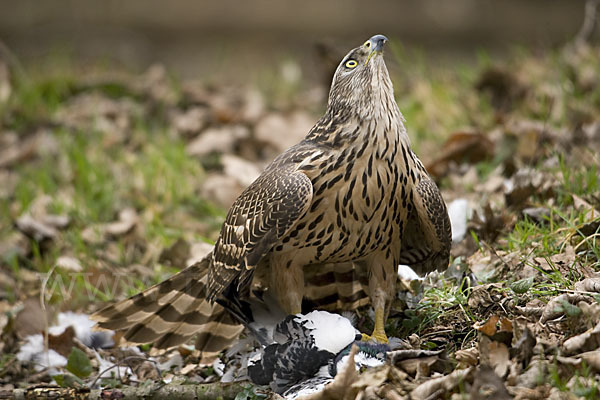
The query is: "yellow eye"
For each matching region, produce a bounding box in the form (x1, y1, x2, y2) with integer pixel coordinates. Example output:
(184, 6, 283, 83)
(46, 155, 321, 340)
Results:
(364, 40, 371, 48)
(345, 59, 358, 68)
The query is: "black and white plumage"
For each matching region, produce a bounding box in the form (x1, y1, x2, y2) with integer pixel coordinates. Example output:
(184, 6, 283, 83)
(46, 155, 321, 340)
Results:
(281, 340, 389, 399)
(248, 310, 387, 396)
(248, 310, 357, 393)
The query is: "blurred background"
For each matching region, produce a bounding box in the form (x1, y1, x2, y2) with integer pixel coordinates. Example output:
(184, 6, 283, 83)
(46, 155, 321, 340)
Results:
(0, 0, 587, 82)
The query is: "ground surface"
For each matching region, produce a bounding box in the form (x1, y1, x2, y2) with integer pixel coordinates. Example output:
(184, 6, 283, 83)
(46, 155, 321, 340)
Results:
(1, 37, 600, 399)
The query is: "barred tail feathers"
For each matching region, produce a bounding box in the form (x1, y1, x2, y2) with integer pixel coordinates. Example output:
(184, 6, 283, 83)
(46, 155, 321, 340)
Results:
(91, 254, 243, 353)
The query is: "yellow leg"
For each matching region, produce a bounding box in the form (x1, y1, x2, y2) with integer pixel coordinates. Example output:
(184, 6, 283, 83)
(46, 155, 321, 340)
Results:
(361, 306, 389, 343)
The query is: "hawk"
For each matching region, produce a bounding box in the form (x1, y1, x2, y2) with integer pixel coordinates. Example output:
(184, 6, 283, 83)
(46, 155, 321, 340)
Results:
(93, 34, 451, 356)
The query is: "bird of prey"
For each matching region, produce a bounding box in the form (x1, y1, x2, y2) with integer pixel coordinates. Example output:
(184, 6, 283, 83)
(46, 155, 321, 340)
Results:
(93, 34, 451, 356)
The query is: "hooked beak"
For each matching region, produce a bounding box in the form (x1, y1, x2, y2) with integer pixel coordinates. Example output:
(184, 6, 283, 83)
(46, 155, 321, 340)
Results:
(365, 34, 388, 65)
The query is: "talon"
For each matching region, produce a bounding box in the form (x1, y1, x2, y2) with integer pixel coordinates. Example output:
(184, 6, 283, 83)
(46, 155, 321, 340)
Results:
(361, 332, 389, 344)
(364, 306, 389, 344)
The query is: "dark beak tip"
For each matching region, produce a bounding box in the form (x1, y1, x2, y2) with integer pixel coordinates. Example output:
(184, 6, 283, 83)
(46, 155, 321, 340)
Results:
(369, 34, 388, 51)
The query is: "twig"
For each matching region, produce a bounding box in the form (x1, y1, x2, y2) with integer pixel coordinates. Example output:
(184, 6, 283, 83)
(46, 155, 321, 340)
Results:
(576, 0, 600, 46)
(89, 355, 161, 388)
(0, 382, 249, 400)
(40, 265, 57, 372)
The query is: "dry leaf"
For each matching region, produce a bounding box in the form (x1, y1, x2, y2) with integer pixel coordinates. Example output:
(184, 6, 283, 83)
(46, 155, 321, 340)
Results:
(579, 350, 600, 372)
(48, 325, 76, 357)
(56, 256, 83, 272)
(574, 278, 600, 293)
(187, 241, 215, 266)
(563, 321, 600, 355)
(200, 173, 244, 209)
(540, 293, 588, 324)
(425, 131, 495, 179)
(171, 107, 209, 135)
(221, 154, 262, 187)
(475, 315, 501, 337)
(106, 208, 138, 236)
(187, 125, 249, 156)
(15, 214, 58, 241)
(572, 194, 600, 221)
(471, 365, 512, 400)
(14, 298, 50, 339)
(487, 341, 510, 378)
(388, 349, 448, 377)
(511, 327, 536, 368)
(455, 347, 479, 368)
(159, 238, 190, 267)
(137, 361, 160, 381)
(411, 367, 474, 399)
(255, 112, 315, 153)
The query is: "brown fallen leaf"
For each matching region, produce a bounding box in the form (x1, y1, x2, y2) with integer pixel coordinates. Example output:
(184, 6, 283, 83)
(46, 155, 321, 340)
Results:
(14, 298, 51, 339)
(511, 326, 536, 368)
(572, 194, 600, 222)
(563, 321, 600, 355)
(106, 208, 138, 236)
(455, 347, 479, 368)
(136, 360, 160, 381)
(200, 173, 244, 209)
(0, 231, 30, 261)
(187, 241, 215, 266)
(539, 293, 589, 324)
(574, 278, 600, 293)
(159, 238, 191, 267)
(55, 256, 83, 272)
(475, 315, 501, 338)
(254, 112, 315, 153)
(521, 207, 551, 224)
(425, 131, 495, 179)
(387, 349, 449, 377)
(410, 366, 474, 399)
(81, 208, 138, 244)
(171, 106, 209, 136)
(221, 154, 262, 187)
(0, 130, 59, 169)
(470, 365, 512, 400)
(578, 301, 600, 329)
(468, 284, 506, 311)
(186, 125, 249, 156)
(15, 214, 58, 242)
(469, 203, 512, 243)
(578, 218, 600, 238)
(48, 325, 76, 358)
(579, 350, 600, 372)
(487, 341, 510, 378)
(514, 359, 549, 390)
(475, 66, 527, 112)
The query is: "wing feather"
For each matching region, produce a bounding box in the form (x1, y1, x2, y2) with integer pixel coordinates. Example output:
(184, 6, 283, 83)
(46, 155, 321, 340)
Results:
(208, 169, 313, 300)
(400, 176, 451, 275)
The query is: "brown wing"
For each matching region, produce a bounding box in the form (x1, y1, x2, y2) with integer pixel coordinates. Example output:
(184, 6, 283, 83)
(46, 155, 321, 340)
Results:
(399, 176, 452, 275)
(207, 169, 313, 300)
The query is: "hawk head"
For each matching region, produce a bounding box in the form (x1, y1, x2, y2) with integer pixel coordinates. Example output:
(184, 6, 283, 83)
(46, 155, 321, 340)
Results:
(327, 34, 395, 120)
